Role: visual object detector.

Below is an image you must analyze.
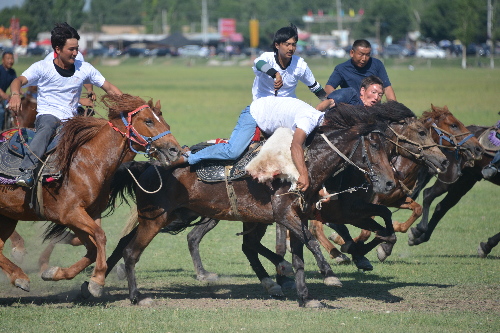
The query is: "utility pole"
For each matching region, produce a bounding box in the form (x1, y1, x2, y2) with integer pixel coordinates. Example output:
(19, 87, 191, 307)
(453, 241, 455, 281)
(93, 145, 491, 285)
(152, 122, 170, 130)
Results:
(336, 0, 342, 31)
(487, 0, 494, 68)
(202, 0, 208, 44)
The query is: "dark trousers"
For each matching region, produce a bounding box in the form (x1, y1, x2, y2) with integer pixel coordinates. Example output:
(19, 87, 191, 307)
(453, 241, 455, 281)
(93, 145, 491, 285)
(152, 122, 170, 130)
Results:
(20, 114, 61, 171)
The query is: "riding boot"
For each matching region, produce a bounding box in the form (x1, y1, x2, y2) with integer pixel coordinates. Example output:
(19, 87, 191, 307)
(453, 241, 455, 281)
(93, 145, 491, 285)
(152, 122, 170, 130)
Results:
(482, 151, 500, 179)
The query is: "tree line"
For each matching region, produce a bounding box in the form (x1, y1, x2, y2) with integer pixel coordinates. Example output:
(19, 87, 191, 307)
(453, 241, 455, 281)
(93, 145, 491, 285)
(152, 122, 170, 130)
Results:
(0, 0, 497, 49)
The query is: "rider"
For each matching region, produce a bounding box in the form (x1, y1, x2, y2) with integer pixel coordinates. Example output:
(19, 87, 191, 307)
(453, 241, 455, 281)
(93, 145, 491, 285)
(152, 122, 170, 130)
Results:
(180, 96, 334, 192)
(9, 22, 122, 188)
(321, 75, 385, 109)
(324, 39, 396, 101)
(0, 51, 17, 130)
(252, 23, 327, 101)
(482, 149, 500, 179)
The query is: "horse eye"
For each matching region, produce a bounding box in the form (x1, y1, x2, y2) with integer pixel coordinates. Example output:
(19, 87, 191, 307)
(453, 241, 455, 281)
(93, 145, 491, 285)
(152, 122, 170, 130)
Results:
(145, 119, 154, 126)
(451, 123, 458, 129)
(371, 142, 379, 149)
(419, 130, 426, 136)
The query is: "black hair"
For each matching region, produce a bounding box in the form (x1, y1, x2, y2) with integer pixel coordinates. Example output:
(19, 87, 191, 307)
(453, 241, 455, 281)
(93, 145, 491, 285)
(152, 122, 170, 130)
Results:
(2, 51, 13, 59)
(352, 39, 372, 51)
(361, 75, 383, 90)
(51, 22, 80, 51)
(272, 23, 298, 53)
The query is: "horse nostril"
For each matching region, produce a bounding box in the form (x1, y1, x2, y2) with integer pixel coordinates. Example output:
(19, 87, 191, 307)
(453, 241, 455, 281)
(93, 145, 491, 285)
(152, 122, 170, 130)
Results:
(386, 181, 395, 190)
(442, 159, 450, 168)
(169, 147, 179, 156)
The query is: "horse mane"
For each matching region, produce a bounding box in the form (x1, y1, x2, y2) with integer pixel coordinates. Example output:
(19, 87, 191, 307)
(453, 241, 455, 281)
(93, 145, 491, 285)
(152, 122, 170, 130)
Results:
(419, 105, 450, 122)
(370, 100, 416, 122)
(55, 94, 151, 178)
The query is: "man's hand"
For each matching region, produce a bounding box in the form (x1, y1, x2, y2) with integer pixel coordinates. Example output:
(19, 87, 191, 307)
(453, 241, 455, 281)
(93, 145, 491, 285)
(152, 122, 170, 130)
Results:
(296, 173, 310, 192)
(8, 93, 21, 113)
(274, 72, 283, 91)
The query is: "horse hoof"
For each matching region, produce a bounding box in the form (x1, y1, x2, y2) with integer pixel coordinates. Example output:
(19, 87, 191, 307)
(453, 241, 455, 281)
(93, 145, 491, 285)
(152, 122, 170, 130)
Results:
(261, 277, 284, 297)
(15, 278, 30, 292)
(302, 299, 325, 308)
(377, 246, 389, 262)
(353, 255, 373, 271)
(196, 272, 219, 282)
(276, 260, 294, 276)
(88, 279, 104, 298)
(80, 281, 91, 299)
(11, 247, 26, 264)
(41, 266, 60, 281)
(138, 298, 155, 306)
(477, 242, 488, 258)
(276, 275, 296, 290)
(116, 263, 127, 280)
(334, 253, 351, 265)
(324, 276, 343, 287)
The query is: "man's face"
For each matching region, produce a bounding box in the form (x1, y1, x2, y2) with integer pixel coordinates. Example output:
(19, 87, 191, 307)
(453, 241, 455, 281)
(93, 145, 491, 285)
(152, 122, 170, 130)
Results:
(55, 38, 79, 66)
(360, 84, 384, 107)
(2, 53, 14, 69)
(350, 46, 371, 68)
(275, 37, 297, 60)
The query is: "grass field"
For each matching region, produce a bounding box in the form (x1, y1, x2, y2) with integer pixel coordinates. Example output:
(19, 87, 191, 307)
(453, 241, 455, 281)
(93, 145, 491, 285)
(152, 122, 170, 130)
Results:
(0, 55, 499, 332)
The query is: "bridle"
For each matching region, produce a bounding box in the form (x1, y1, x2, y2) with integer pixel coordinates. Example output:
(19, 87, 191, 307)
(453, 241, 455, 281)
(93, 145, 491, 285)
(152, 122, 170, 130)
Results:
(108, 104, 171, 159)
(431, 123, 474, 159)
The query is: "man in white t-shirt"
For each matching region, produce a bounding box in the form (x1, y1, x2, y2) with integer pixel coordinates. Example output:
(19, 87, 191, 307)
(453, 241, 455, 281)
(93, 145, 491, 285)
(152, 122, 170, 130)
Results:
(9, 22, 122, 187)
(182, 97, 333, 191)
(252, 24, 326, 101)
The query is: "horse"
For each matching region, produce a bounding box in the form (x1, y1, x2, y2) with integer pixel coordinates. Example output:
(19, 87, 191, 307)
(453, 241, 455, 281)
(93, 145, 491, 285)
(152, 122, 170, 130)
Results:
(98, 103, 399, 307)
(408, 125, 498, 247)
(477, 232, 500, 258)
(0, 94, 181, 297)
(310, 105, 483, 267)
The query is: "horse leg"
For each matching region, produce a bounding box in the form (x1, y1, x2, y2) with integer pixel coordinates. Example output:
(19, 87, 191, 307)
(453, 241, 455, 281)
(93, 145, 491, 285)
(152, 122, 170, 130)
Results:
(0, 217, 30, 291)
(478, 232, 500, 258)
(409, 175, 476, 246)
(309, 220, 349, 264)
(274, 223, 296, 288)
(38, 231, 79, 273)
(187, 218, 220, 281)
(8, 230, 27, 264)
(241, 222, 287, 297)
(392, 197, 422, 233)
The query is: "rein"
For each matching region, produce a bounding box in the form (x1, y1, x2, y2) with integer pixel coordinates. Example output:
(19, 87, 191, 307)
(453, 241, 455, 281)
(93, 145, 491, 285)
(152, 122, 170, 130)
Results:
(108, 104, 171, 160)
(385, 125, 437, 160)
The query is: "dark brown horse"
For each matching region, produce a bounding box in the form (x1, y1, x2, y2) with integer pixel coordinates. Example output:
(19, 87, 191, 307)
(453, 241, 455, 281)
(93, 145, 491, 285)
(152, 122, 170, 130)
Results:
(0, 94, 181, 297)
(408, 125, 497, 247)
(310, 105, 483, 262)
(100, 104, 399, 307)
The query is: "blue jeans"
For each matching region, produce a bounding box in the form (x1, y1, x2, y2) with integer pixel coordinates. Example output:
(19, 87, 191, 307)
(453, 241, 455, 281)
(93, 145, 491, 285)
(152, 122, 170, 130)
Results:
(20, 114, 61, 171)
(188, 106, 257, 165)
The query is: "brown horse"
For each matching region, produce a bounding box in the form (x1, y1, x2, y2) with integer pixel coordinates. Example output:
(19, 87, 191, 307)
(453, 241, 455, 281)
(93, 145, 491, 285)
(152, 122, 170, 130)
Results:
(0, 94, 181, 297)
(409, 125, 497, 247)
(100, 103, 399, 307)
(311, 105, 483, 264)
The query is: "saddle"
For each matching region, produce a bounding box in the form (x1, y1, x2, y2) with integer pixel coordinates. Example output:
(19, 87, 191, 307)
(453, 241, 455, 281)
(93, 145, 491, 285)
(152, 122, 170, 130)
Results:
(0, 127, 62, 181)
(194, 141, 263, 182)
(478, 124, 500, 157)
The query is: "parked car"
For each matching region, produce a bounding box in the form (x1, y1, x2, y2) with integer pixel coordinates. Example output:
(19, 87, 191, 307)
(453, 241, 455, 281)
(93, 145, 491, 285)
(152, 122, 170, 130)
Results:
(178, 45, 209, 57)
(325, 47, 346, 58)
(150, 47, 177, 57)
(302, 46, 326, 57)
(122, 47, 151, 57)
(382, 44, 410, 58)
(26, 46, 49, 56)
(415, 45, 446, 58)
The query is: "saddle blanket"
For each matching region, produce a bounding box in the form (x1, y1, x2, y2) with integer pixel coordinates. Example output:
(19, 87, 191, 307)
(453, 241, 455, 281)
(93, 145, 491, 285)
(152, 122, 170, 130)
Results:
(478, 123, 500, 157)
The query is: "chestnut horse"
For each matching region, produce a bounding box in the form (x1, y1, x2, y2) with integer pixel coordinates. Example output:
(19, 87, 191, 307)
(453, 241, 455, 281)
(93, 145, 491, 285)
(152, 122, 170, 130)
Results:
(100, 104, 399, 307)
(0, 94, 181, 297)
(409, 125, 497, 247)
(310, 105, 483, 265)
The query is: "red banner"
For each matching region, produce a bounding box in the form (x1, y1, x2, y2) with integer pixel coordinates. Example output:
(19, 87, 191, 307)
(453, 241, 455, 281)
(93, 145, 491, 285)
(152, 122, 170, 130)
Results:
(219, 18, 236, 37)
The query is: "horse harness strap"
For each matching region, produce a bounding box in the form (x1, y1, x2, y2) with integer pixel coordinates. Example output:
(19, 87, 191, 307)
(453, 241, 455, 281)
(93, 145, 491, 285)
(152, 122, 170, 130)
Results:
(431, 123, 474, 159)
(385, 125, 436, 160)
(224, 165, 242, 221)
(320, 133, 368, 175)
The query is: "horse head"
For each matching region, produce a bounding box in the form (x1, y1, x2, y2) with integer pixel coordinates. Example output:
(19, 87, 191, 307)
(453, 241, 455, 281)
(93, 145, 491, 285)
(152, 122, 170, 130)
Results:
(423, 105, 483, 165)
(103, 94, 181, 165)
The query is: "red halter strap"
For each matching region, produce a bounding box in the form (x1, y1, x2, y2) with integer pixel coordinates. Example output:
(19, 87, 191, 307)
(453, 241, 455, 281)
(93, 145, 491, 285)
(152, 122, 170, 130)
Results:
(108, 104, 151, 146)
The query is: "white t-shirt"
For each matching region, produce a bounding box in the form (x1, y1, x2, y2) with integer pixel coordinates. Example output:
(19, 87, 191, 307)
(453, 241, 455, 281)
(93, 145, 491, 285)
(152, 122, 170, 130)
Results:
(21, 59, 106, 121)
(44, 51, 85, 62)
(250, 96, 324, 136)
(252, 52, 317, 100)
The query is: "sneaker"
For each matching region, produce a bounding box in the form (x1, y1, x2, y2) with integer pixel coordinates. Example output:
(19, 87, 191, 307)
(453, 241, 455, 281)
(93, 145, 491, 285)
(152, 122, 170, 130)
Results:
(16, 170, 34, 188)
(481, 164, 498, 180)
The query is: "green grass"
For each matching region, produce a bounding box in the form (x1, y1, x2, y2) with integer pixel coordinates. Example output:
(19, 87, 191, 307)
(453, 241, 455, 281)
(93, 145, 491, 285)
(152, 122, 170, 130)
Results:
(1, 55, 499, 332)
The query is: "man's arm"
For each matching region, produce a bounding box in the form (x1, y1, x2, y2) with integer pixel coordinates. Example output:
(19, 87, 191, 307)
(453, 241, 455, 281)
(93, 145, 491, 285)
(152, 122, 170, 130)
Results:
(324, 84, 335, 94)
(100, 81, 122, 95)
(316, 99, 335, 111)
(0, 88, 9, 101)
(255, 59, 283, 91)
(384, 86, 396, 101)
(291, 128, 309, 192)
(7, 76, 28, 113)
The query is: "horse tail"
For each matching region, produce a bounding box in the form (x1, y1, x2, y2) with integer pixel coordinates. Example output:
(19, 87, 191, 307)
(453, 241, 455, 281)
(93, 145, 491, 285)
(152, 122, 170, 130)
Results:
(43, 223, 70, 243)
(120, 206, 139, 238)
(104, 161, 152, 216)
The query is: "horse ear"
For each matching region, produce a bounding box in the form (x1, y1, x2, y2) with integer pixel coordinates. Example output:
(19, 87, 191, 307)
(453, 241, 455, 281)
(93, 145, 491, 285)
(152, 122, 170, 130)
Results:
(430, 104, 435, 111)
(442, 105, 449, 111)
(155, 100, 161, 111)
